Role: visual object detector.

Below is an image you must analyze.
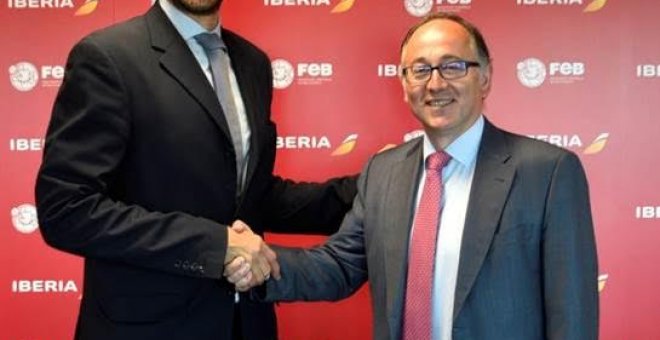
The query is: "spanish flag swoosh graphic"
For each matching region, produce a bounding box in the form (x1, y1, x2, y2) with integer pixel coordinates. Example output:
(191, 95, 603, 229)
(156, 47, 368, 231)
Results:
(331, 0, 355, 13)
(584, 0, 607, 13)
(331, 134, 358, 156)
(74, 0, 98, 16)
(583, 133, 609, 155)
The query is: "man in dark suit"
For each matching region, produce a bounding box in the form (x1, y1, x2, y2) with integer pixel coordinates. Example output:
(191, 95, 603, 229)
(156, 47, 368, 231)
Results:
(35, 0, 355, 339)
(227, 13, 598, 340)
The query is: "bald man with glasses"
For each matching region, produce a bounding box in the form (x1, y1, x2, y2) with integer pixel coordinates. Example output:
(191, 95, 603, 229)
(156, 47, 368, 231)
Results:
(226, 13, 599, 340)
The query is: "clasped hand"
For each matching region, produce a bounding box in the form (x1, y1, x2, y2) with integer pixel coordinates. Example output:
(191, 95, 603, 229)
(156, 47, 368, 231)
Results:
(224, 220, 280, 292)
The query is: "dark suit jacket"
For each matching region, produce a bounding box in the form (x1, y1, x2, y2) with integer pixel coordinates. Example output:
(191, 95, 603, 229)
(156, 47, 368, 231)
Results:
(266, 119, 599, 340)
(35, 4, 355, 340)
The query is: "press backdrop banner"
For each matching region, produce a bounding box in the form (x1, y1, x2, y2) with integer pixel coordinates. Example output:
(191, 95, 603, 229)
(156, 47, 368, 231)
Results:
(2, 1, 659, 339)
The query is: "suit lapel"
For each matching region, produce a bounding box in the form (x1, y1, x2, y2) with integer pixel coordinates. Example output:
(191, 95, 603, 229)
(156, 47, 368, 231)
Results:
(146, 6, 233, 142)
(453, 120, 515, 320)
(383, 140, 423, 339)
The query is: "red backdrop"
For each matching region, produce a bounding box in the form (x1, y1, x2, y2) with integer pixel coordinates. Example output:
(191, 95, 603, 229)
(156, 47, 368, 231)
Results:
(2, 0, 659, 339)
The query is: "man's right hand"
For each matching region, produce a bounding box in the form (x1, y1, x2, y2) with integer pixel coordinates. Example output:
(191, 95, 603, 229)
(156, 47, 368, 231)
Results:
(224, 220, 280, 291)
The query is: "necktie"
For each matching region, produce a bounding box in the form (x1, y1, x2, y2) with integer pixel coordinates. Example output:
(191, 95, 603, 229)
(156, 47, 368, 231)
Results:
(195, 33, 246, 193)
(403, 151, 451, 340)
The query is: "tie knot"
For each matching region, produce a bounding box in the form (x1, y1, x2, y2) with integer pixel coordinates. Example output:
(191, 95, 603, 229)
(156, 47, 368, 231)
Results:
(426, 151, 451, 171)
(195, 32, 226, 52)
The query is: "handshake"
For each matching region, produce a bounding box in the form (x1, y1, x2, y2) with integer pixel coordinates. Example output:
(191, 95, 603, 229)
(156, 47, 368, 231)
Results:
(223, 220, 280, 292)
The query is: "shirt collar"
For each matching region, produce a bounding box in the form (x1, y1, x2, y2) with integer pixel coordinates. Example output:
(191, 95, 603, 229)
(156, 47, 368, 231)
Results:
(422, 115, 484, 168)
(159, 0, 222, 40)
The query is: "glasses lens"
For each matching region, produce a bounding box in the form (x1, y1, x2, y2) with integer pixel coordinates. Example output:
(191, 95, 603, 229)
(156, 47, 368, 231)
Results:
(409, 65, 432, 83)
(441, 61, 467, 80)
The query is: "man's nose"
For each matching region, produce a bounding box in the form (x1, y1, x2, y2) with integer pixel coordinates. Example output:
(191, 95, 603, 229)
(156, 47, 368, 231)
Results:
(426, 69, 448, 90)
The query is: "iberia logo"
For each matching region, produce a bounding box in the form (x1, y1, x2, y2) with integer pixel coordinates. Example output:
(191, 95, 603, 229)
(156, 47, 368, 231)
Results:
(74, 0, 98, 16)
(584, 0, 607, 12)
(331, 0, 355, 13)
(331, 134, 358, 156)
(527, 132, 610, 155)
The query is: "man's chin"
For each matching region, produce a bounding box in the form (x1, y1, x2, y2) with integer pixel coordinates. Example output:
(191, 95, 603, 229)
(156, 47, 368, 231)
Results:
(423, 111, 453, 125)
(169, 0, 222, 15)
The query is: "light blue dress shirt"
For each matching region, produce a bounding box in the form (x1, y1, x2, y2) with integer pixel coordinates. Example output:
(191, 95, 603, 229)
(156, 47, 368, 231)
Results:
(412, 115, 484, 340)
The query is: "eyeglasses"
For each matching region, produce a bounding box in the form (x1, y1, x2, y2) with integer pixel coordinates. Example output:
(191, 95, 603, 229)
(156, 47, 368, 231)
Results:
(401, 60, 481, 85)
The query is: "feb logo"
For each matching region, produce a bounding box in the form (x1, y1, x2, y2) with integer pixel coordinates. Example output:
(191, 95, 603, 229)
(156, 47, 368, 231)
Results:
(404, 0, 433, 17)
(11, 204, 39, 234)
(271, 58, 334, 88)
(9, 62, 39, 92)
(272, 59, 295, 89)
(517, 57, 585, 87)
(9, 61, 65, 91)
(517, 58, 546, 88)
(404, 0, 472, 17)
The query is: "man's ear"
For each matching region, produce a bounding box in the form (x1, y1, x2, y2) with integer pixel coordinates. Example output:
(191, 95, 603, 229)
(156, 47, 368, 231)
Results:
(401, 76, 409, 103)
(480, 62, 493, 98)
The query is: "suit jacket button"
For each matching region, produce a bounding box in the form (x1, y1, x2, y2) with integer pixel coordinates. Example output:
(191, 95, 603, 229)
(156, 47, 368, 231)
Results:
(182, 261, 190, 270)
(174, 260, 182, 269)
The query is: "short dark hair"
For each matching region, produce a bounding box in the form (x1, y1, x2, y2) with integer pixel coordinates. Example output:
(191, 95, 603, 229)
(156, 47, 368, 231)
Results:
(400, 13, 491, 66)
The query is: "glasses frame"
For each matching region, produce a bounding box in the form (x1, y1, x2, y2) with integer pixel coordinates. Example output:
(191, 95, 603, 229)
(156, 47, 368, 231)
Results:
(401, 60, 481, 84)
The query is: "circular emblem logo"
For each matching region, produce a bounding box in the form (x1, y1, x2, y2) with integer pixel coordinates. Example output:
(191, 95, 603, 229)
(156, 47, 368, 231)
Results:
(404, 0, 433, 17)
(9, 62, 39, 92)
(271, 59, 295, 89)
(11, 204, 39, 234)
(517, 58, 547, 88)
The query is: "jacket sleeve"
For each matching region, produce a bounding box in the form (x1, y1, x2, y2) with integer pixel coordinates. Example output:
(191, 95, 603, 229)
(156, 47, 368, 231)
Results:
(262, 174, 358, 235)
(262, 160, 370, 301)
(543, 152, 599, 339)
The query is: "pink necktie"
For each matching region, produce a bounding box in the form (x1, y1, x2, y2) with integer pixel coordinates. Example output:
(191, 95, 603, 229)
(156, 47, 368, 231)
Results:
(403, 151, 451, 340)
